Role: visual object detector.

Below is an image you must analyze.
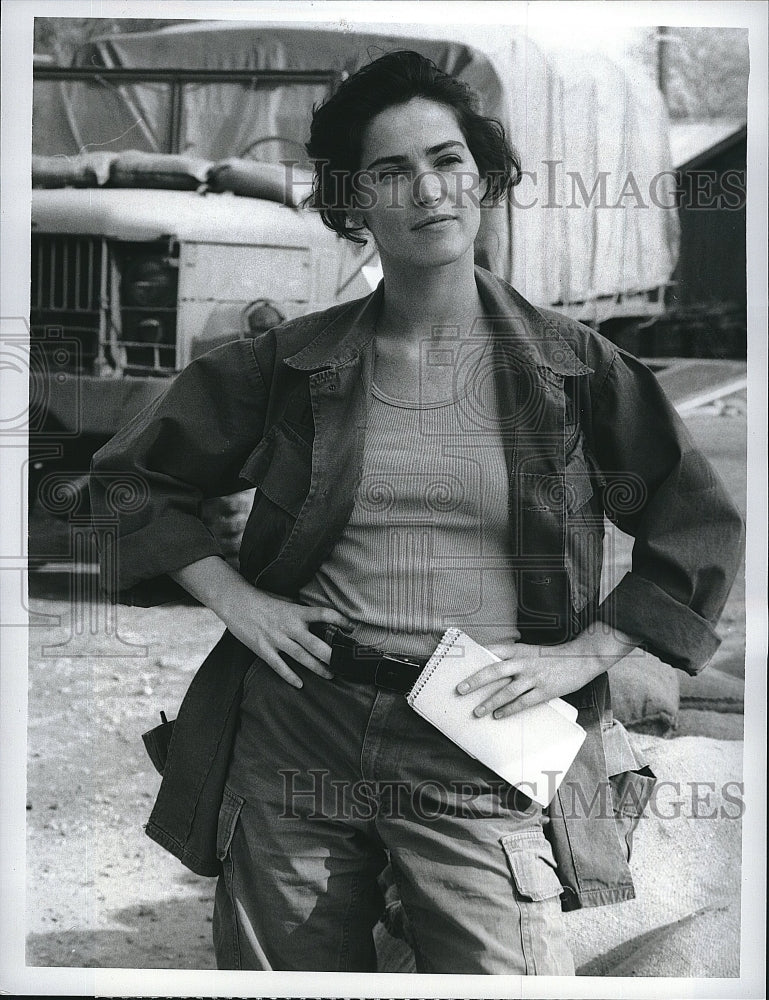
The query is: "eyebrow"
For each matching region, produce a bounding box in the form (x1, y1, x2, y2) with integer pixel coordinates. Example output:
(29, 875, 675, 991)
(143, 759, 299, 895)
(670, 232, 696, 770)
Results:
(365, 140, 465, 171)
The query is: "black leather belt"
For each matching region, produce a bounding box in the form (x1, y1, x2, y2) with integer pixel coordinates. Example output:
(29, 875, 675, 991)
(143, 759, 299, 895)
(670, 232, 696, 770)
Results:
(311, 623, 428, 694)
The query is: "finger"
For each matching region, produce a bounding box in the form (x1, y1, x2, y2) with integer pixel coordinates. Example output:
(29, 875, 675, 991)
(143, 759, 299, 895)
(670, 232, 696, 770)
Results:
(261, 649, 304, 689)
(492, 687, 546, 719)
(473, 679, 534, 717)
(282, 637, 334, 679)
(456, 660, 508, 695)
(305, 605, 353, 630)
(295, 631, 334, 666)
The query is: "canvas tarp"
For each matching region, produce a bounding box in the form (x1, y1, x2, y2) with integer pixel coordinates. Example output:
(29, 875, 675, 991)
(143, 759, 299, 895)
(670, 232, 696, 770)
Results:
(33, 20, 678, 311)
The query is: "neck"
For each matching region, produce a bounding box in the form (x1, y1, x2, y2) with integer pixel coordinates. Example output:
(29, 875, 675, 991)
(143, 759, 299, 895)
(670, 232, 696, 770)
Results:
(377, 248, 483, 341)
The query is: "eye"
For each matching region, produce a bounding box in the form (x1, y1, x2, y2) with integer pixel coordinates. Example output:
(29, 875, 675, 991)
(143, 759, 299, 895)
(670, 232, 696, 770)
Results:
(436, 155, 463, 168)
(376, 169, 409, 181)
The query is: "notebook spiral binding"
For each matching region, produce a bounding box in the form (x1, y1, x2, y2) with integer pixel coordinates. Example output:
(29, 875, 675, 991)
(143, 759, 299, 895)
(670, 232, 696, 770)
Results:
(407, 627, 463, 704)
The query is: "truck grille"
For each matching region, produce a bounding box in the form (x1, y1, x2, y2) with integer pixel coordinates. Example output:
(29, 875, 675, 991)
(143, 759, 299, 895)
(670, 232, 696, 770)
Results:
(31, 234, 102, 373)
(30, 234, 179, 376)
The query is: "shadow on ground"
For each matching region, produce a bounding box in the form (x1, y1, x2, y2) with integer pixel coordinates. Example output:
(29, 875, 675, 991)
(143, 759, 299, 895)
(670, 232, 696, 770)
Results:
(26, 896, 215, 969)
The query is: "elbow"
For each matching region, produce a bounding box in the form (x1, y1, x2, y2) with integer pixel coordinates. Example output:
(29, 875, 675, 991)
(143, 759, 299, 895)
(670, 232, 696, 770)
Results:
(699, 492, 745, 621)
(720, 488, 746, 564)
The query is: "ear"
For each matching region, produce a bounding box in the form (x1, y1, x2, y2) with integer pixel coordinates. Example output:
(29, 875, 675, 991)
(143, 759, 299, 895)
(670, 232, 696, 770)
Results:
(347, 209, 367, 230)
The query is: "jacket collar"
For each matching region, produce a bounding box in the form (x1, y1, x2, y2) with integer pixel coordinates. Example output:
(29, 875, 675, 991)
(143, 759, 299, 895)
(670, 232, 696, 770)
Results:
(284, 265, 592, 376)
(283, 282, 383, 371)
(476, 267, 594, 376)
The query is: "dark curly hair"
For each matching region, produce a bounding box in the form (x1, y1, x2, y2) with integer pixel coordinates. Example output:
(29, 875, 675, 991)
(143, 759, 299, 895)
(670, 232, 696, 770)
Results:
(305, 50, 522, 244)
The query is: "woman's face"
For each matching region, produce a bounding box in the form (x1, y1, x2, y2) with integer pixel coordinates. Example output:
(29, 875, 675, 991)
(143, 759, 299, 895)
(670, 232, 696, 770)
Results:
(354, 97, 483, 272)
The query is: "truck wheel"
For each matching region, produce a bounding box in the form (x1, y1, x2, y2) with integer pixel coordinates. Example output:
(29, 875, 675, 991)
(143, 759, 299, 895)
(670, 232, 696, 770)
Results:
(201, 489, 256, 565)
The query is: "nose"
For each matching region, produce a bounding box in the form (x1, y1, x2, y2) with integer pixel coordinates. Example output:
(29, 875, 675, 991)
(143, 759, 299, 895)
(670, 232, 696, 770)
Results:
(412, 169, 446, 207)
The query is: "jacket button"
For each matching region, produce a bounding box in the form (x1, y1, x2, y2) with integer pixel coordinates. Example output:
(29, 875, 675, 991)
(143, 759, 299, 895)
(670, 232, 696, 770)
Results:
(328, 383, 337, 391)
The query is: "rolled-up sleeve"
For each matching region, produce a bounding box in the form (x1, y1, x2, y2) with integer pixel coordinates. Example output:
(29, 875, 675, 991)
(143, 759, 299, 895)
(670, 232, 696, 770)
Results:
(89, 338, 268, 606)
(591, 350, 745, 675)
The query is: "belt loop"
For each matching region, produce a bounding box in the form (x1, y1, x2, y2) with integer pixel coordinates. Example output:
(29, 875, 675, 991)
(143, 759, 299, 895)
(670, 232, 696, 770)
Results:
(309, 621, 337, 646)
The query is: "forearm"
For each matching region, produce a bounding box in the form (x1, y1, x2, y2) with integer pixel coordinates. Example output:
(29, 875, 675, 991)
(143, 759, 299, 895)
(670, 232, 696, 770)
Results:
(466, 624, 640, 716)
(169, 556, 256, 628)
(169, 556, 348, 688)
(563, 622, 640, 688)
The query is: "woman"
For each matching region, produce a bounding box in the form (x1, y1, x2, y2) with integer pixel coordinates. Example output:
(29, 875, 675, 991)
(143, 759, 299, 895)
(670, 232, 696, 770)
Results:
(90, 51, 743, 974)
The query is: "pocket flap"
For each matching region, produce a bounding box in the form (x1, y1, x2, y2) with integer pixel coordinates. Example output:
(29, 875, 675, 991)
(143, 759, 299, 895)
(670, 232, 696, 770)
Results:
(239, 422, 311, 517)
(602, 718, 641, 777)
(501, 830, 563, 901)
(610, 765, 657, 818)
(216, 786, 245, 861)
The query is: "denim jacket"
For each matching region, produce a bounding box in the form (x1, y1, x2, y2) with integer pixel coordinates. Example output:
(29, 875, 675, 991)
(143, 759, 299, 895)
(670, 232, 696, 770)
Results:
(90, 267, 744, 909)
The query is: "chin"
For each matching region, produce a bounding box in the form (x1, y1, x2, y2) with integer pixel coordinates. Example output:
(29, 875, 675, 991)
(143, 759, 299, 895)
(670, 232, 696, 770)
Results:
(403, 241, 473, 270)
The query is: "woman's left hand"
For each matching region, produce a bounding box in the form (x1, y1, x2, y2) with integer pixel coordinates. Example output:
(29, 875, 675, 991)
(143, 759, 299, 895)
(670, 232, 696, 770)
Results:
(455, 629, 638, 719)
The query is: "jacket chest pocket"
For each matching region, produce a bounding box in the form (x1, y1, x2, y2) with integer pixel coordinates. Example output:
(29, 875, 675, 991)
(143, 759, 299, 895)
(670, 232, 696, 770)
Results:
(238, 421, 313, 573)
(240, 421, 313, 516)
(564, 437, 605, 613)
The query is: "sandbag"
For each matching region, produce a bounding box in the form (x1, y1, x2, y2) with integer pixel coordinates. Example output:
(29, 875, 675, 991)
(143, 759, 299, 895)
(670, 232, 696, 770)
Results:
(678, 668, 744, 712)
(609, 652, 680, 735)
(32, 151, 116, 188)
(206, 158, 313, 208)
(675, 709, 744, 740)
(108, 150, 212, 190)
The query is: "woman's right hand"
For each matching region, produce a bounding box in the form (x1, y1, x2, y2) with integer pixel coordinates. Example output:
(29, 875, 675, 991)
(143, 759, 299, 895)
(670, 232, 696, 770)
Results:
(168, 556, 351, 688)
(221, 584, 352, 688)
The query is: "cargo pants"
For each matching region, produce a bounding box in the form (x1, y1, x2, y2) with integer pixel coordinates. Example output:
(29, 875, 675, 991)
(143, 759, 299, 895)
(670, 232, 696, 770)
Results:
(213, 657, 575, 975)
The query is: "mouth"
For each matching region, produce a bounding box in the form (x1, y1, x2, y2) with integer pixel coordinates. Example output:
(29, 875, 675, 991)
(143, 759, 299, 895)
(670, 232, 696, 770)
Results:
(411, 214, 457, 231)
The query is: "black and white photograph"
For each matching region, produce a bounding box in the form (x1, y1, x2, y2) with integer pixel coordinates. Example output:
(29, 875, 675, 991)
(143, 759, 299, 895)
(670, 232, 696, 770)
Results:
(1, 1, 766, 996)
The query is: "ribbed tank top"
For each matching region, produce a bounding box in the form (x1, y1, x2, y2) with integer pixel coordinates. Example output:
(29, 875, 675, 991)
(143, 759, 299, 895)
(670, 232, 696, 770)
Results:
(299, 352, 520, 658)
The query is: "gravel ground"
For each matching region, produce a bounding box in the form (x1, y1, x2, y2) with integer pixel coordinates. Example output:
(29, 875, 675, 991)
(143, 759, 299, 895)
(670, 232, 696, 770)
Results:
(24, 403, 749, 971)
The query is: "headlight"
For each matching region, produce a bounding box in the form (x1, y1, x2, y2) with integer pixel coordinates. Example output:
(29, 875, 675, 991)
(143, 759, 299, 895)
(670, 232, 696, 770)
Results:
(245, 299, 284, 335)
(123, 256, 177, 309)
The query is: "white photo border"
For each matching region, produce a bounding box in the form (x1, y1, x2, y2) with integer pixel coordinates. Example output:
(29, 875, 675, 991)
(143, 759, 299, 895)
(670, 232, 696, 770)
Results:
(1, 1, 766, 997)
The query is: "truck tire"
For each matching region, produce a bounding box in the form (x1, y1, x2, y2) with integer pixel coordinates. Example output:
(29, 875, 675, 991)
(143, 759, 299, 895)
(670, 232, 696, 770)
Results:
(201, 489, 256, 565)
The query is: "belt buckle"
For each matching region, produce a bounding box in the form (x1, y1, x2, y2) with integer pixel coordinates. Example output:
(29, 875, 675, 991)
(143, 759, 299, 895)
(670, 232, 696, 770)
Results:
(374, 652, 423, 694)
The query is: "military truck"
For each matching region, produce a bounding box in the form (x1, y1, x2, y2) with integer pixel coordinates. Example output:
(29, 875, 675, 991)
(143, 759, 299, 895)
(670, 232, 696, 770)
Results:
(30, 20, 678, 561)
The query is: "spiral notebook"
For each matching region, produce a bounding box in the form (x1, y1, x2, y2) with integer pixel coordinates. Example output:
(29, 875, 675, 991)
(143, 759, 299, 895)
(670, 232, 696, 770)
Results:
(406, 628, 586, 807)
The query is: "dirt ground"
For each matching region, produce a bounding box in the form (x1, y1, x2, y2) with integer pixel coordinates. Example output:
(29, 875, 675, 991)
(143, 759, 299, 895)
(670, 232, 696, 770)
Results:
(24, 399, 748, 971)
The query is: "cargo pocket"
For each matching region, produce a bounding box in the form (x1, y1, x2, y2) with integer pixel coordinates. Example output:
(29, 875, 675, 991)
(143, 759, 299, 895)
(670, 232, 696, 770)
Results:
(216, 786, 245, 863)
(500, 830, 574, 975)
